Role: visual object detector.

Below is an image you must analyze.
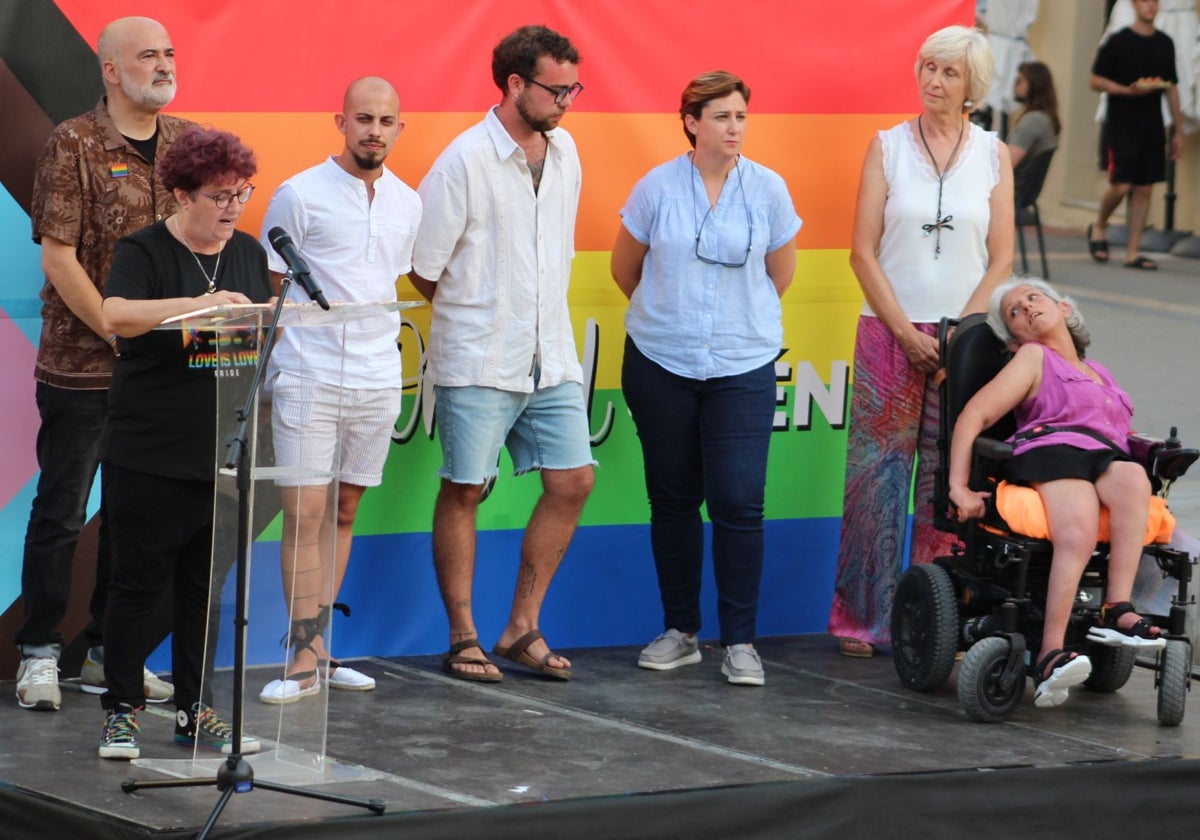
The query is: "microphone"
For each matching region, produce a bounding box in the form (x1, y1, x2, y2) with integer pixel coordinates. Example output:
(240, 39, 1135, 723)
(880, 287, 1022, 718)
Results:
(267, 226, 330, 310)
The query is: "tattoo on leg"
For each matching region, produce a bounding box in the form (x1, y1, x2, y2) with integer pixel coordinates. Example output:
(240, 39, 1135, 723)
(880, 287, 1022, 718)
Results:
(518, 563, 538, 598)
(453, 598, 471, 609)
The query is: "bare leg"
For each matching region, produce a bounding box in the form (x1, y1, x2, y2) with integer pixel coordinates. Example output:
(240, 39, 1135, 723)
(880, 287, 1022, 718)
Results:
(494, 465, 595, 670)
(1124, 184, 1153, 263)
(317, 482, 366, 669)
(1095, 462, 1157, 634)
(1036, 478, 1102, 670)
(278, 484, 331, 687)
(432, 479, 498, 678)
(1095, 182, 1132, 242)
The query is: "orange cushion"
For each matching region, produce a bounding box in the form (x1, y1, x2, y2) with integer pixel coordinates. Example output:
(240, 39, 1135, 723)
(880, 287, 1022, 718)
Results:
(994, 480, 1175, 544)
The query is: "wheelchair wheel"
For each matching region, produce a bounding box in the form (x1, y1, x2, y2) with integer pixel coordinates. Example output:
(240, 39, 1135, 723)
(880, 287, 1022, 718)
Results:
(1157, 639, 1191, 728)
(1084, 644, 1137, 693)
(957, 636, 1024, 723)
(891, 563, 959, 692)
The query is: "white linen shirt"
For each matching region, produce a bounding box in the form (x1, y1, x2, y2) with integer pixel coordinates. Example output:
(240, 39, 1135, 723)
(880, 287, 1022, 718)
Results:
(412, 107, 583, 392)
(260, 157, 421, 389)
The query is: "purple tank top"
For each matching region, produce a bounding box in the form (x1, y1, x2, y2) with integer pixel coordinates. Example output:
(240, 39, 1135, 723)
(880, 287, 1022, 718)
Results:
(1011, 343, 1133, 457)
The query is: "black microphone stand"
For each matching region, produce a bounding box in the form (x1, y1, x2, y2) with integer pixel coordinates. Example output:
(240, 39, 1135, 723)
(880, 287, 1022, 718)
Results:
(120, 272, 385, 837)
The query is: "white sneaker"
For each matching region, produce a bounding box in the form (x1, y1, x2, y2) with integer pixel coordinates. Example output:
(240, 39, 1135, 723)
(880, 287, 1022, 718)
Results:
(16, 656, 61, 711)
(80, 653, 174, 703)
(259, 673, 320, 705)
(328, 663, 376, 691)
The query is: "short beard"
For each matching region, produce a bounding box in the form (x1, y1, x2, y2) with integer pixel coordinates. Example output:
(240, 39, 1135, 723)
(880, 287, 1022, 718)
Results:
(123, 75, 176, 110)
(350, 149, 386, 171)
(515, 94, 557, 133)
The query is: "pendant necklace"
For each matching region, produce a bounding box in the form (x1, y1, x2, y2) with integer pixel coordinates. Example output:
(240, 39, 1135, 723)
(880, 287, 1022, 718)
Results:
(172, 216, 221, 294)
(917, 115, 964, 259)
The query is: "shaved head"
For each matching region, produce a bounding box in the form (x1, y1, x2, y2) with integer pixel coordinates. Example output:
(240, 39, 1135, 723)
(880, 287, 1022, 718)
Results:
(343, 76, 400, 114)
(97, 16, 168, 67)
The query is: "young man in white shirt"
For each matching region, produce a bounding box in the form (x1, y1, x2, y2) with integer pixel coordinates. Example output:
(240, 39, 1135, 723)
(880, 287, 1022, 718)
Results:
(258, 77, 421, 703)
(409, 26, 594, 683)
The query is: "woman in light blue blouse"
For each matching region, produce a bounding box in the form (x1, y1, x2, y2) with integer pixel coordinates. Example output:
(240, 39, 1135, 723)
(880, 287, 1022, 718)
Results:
(611, 70, 801, 686)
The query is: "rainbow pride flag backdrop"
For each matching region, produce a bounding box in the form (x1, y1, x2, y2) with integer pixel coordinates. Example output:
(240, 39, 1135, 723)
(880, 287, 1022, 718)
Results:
(0, 0, 971, 665)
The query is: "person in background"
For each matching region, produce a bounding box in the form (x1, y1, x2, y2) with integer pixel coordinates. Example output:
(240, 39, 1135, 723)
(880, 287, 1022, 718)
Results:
(15, 15, 186, 713)
(1008, 61, 1060, 177)
(1087, 0, 1183, 270)
(828, 25, 1013, 658)
(611, 70, 800, 686)
(97, 127, 272, 759)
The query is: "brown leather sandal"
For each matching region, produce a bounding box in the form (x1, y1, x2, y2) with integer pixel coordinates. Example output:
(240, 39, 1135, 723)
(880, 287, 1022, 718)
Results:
(441, 637, 503, 682)
(492, 630, 572, 681)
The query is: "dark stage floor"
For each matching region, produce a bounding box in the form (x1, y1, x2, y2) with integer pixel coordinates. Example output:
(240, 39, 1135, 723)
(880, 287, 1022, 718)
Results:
(1, 634, 1197, 838)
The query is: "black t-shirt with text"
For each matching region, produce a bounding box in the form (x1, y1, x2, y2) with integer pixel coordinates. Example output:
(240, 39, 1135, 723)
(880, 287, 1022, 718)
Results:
(102, 222, 272, 480)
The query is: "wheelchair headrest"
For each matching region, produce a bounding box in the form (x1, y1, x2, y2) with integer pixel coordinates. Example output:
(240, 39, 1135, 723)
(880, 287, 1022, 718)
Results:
(944, 312, 1016, 441)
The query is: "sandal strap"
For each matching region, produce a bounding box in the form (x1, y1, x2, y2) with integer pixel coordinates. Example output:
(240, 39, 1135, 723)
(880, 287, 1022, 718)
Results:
(1100, 601, 1160, 639)
(1034, 648, 1070, 684)
(446, 637, 484, 657)
(1100, 601, 1135, 625)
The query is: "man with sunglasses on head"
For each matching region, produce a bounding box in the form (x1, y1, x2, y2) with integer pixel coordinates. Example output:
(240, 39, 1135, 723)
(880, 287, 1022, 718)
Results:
(17, 16, 189, 712)
(409, 25, 593, 684)
(256, 77, 421, 705)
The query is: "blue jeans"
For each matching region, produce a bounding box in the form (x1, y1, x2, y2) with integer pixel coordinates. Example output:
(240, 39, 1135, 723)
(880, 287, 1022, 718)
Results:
(622, 337, 775, 646)
(16, 382, 110, 657)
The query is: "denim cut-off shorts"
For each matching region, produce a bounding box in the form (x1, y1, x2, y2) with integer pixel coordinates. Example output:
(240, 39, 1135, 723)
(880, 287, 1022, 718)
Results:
(434, 381, 595, 484)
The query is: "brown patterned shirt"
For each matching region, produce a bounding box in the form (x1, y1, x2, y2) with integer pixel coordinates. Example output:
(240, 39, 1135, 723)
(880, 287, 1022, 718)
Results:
(29, 98, 192, 389)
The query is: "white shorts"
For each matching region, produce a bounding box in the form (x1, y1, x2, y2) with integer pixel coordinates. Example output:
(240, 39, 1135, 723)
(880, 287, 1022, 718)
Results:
(270, 372, 402, 487)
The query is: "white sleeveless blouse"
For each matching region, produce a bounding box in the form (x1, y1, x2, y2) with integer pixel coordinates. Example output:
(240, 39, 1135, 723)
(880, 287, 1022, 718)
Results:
(863, 120, 1001, 323)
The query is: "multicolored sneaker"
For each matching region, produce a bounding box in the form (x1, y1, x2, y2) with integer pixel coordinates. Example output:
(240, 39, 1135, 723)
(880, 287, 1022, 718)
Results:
(99, 704, 140, 760)
(174, 703, 261, 755)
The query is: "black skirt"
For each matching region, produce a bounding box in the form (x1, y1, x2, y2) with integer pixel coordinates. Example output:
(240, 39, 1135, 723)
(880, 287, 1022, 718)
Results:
(1005, 443, 1130, 485)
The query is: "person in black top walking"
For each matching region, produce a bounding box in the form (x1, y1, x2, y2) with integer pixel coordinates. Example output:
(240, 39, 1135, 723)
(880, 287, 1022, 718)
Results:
(1088, 0, 1184, 270)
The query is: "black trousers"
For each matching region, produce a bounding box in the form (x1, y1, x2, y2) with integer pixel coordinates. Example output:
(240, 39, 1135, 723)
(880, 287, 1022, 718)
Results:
(16, 383, 110, 655)
(101, 464, 226, 711)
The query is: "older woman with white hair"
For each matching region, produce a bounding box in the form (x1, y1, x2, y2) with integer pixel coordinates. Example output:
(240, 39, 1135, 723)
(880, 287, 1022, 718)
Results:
(829, 25, 1014, 658)
(949, 278, 1164, 707)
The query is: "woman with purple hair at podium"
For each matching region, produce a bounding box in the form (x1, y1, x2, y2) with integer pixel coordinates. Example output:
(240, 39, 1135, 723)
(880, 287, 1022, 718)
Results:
(96, 126, 272, 760)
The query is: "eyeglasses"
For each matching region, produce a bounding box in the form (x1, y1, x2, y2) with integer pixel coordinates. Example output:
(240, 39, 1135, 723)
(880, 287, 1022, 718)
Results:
(522, 77, 584, 106)
(693, 164, 752, 268)
(198, 183, 255, 209)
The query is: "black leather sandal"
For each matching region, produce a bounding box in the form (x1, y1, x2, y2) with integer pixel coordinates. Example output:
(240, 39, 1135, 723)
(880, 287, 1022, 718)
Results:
(1086, 601, 1166, 649)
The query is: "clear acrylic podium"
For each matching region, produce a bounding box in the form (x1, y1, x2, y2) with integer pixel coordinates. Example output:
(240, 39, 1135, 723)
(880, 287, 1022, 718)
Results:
(134, 299, 420, 786)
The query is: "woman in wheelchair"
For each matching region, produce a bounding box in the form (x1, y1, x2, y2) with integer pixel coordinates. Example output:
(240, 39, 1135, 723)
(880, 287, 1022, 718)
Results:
(948, 278, 1164, 708)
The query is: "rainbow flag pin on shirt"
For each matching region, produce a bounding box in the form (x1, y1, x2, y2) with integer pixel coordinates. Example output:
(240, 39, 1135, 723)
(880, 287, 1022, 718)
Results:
(110, 163, 129, 178)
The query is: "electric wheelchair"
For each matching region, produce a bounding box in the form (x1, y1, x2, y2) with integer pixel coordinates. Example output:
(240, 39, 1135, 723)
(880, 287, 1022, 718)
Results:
(890, 313, 1198, 725)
